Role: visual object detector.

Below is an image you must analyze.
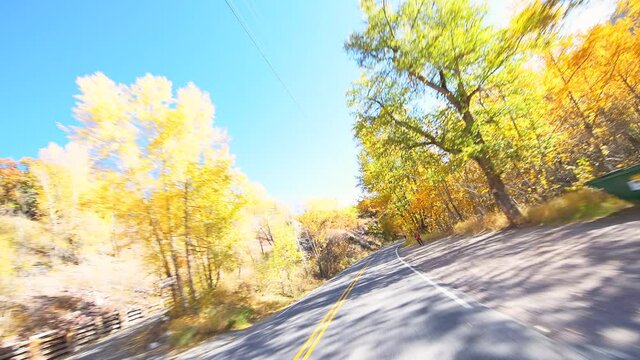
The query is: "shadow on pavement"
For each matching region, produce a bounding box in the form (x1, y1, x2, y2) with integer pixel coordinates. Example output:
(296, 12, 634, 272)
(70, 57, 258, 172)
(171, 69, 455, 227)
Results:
(400, 208, 640, 359)
(177, 245, 580, 360)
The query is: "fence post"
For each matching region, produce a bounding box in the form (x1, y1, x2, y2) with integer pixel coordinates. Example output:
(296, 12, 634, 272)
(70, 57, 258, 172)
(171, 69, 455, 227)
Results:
(28, 334, 43, 360)
(66, 327, 76, 353)
(120, 310, 128, 329)
(94, 316, 104, 338)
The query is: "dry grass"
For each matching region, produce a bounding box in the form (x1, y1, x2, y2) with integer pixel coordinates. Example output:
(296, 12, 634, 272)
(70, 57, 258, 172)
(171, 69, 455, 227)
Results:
(169, 307, 253, 349)
(453, 211, 510, 236)
(430, 188, 632, 238)
(524, 188, 632, 225)
(167, 275, 322, 350)
(168, 285, 256, 349)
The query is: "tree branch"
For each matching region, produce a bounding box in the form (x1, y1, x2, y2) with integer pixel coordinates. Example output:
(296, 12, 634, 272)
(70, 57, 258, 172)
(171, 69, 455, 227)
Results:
(406, 69, 462, 112)
(382, 0, 397, 41)
(369, 97, 461, 154)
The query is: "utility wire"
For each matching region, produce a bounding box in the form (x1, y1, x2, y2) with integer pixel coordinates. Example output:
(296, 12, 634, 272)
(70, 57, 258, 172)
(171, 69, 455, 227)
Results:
(223, 0, 307, 118)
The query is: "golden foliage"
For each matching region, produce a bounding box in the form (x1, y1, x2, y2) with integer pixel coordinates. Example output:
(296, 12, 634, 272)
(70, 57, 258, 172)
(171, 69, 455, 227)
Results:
(351, 0, 640, 238)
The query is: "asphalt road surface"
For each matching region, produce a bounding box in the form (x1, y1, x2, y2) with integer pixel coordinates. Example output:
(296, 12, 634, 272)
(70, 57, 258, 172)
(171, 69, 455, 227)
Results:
(177, 244, 585, 360)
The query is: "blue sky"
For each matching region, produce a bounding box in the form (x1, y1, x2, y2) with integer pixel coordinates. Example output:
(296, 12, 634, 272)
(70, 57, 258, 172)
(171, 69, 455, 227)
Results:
(0, 0, 614, 207)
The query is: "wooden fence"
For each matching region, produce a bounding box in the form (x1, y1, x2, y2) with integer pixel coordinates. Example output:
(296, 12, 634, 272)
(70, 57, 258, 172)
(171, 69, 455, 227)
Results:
(0, 304, 164, 360)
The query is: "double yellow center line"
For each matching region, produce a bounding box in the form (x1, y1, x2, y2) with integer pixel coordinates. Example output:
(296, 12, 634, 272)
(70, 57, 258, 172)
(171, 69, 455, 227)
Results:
(293, 260, 371, 360)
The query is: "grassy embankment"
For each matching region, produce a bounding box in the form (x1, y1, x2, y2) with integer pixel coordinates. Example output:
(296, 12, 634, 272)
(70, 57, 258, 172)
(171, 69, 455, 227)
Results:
(167, 278, 321, 350)
(407, 188, 634, 246)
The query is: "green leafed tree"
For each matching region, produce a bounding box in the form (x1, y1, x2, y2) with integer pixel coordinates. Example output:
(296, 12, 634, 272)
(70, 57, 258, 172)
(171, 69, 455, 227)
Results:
(346, 0, 573, 224)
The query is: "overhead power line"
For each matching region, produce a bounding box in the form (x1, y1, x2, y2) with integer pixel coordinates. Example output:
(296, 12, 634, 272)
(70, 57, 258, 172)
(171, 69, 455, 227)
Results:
(223, 0, 307, 118)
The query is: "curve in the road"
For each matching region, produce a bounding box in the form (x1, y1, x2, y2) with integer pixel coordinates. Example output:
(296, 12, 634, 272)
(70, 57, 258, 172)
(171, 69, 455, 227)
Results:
(177, 244, 588, 360)
(294, 258, 371, 360)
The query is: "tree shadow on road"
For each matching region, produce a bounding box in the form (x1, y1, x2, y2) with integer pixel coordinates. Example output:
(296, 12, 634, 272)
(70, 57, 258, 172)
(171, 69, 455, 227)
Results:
(400, 208, 640, 359)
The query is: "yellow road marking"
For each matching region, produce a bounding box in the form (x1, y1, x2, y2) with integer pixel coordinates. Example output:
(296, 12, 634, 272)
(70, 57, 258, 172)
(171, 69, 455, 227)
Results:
(292, 269, 361, 360)
(293, 260, 370, 360)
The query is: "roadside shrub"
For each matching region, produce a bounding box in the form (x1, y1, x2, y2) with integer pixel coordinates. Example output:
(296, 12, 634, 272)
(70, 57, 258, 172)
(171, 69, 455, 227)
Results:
(169, 302, 254, 349)
(167, 284, 289, 350)
(453, 218, 482, 235)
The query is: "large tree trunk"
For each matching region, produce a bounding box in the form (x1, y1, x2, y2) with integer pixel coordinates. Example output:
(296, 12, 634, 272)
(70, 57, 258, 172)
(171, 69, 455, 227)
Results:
(440, 181, 463, 222)
(168, 236, 186, 310)
(206, 248, 214, 289)
(474, 155, 522, 225)
(183, 240, 196, 302)
(460, 106, 522, 225)
(161, 178, 186, 310)
(147, 208, 179, 306)
(182, 181, 197, 304)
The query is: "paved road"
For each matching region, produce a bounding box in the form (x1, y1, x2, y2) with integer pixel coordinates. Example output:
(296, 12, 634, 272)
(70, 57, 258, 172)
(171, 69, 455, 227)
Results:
(177, 244, 584, 359)
(400, 208, 640, 360)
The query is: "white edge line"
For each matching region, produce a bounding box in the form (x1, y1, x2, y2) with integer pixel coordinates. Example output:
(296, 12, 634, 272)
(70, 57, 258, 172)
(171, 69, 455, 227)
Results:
(395, 245, 472, 309)
(394, 246, 601, 359)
